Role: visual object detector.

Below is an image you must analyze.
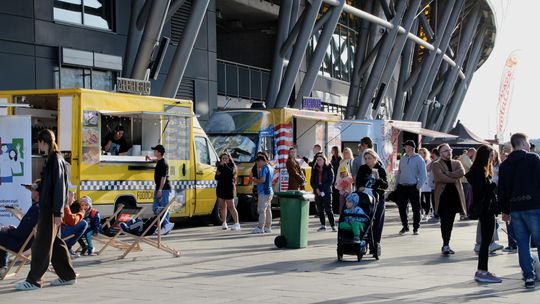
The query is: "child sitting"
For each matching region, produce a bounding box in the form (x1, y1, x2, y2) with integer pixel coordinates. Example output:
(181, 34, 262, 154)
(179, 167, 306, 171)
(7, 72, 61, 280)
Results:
(77, 196, 102, 256)
(335, 165, 354, 214)
(339, 193, 369, 243)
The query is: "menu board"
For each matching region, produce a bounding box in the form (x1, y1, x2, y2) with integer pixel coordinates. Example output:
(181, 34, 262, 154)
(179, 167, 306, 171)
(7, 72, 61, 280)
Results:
(163, 106, 191, 161)
(82, 110, 100, 164)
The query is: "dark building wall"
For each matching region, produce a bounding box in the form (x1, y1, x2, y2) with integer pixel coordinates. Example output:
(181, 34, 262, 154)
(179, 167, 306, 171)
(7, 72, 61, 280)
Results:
(217, 30, 274, 69)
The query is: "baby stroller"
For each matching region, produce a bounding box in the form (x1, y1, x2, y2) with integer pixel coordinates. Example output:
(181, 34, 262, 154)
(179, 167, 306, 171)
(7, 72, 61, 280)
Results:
(337, 191, 379, 261)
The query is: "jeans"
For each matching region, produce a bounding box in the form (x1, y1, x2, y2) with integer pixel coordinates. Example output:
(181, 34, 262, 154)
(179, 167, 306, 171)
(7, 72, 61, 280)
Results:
(61, 221, 88, 250)
(257, 193, 273, 229)
(506, 222, 517, 248)
(478, 213, 496, 271)
(510, 208, 540, 280)
(153, 190, 171, 227)
(397, 185, 421, 230)
(77, 228, 97, 252)
(316, 194, 335, 227)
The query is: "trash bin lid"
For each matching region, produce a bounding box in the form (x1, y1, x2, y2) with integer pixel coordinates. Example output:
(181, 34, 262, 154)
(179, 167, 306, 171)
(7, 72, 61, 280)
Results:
(276, 190, 315, 201)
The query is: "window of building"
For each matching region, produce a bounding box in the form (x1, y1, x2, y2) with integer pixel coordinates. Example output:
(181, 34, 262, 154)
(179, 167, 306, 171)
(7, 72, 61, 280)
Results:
(54, 0, 114, 30)
(55, 67, 115, 91)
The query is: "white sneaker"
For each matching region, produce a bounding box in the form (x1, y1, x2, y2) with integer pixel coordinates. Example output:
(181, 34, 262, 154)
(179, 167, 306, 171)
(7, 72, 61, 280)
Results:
(50, 278, 76, 286)
(161, 222, 175, 235)
(0, 267, 7, 277)
(489, 242, 504, 253)
(473, 244, 480, 253)
(231, 223, 241, 231)
(14, 281, 39, 290)
(264, 227, 272, 233)
(252, 226, 264, 234)
(222, 222, 228, 230)
(317, 225, 327, 232)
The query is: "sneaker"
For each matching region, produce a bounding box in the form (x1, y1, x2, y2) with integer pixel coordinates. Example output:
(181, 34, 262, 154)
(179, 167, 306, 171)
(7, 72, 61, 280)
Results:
(413, 229, 419, 235)
(525, 278, 536, 289)
(473, 244, 480, 253)
(428, 216, 440, 223)
(460, 214, 468, 221)
(222, 222, 228, 230)
(317, 225, 327, 232)
(489, 242, 504, 253)
(161, 222, 175, 235)
(0, 267, 7, 277)
(474, 271, 502, 283)
(50, 278, 77, 286)
(14, 281, 39, 291)
(87, 248, 97, 256)
(231, 223, 241, 231)
(69, 250, 80, 259)
(502, 246, 517, 253)
(331, 226, 337, 232)
(252, 226, 264, 234)
(119, 222, 129, 232)
(264, 227, 272, 233)
(442, 246, 455, 255)
(399, 227, 409, 235)
(353, 237, 361, 244)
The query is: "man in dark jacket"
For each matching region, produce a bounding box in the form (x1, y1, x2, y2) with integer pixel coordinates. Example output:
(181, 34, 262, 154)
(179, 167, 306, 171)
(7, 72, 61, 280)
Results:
(498, 133, 540, 289)
(0, 182, 40, 276)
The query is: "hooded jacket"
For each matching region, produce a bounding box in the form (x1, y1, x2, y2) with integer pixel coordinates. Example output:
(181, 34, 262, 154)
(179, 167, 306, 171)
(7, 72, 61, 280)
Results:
(341, 194, 369, 223)
(38, 152, 69, 217)
(498, 150, 540, 214)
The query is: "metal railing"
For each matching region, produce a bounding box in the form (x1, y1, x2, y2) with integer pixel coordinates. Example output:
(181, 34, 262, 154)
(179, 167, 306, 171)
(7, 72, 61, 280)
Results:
(217, 59, 270, 102)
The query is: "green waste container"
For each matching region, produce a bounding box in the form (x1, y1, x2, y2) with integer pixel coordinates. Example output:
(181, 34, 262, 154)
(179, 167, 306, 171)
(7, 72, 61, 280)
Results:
(274, 190, 315, 249)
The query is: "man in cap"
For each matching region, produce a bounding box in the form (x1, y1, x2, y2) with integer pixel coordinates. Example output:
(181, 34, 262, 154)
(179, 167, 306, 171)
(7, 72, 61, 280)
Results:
(0, 181, 41, 277)
(149, 144, 174, 235)
(395, 140, 427, 235)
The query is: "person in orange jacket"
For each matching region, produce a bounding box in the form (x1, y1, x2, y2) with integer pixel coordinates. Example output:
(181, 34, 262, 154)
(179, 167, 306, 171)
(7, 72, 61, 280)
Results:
(60, 191, 88, 258)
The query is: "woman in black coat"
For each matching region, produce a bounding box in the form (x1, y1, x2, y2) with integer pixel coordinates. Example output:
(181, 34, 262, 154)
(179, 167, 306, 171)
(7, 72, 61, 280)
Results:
(355, 149, 388, 252)
(466, 145, 502, 283)
(310, 154, 336, 231)
(215, 152, 240, 231)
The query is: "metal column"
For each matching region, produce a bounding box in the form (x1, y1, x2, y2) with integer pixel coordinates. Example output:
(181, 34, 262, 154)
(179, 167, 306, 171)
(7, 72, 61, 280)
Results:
(402, 0, 456, 121)
(123, 0, 145, 77)
(131, 0, 171, 80)
(160, 0, 210, 98)
(266, 0, 293, 108)
(426, 5, 481, 129)
(345, 0, 374, 119)
(439, 27, 487, 132)
(355, 0, 407, 119)
(294, 0, 345, 108)
(274, 0, 323, 108)
(372, 0, 422, 116)
(391, 20, 417, 120)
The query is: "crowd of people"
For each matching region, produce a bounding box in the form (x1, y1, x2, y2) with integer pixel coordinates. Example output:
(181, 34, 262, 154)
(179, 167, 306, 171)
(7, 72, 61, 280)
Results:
(2, 129, 540, 291)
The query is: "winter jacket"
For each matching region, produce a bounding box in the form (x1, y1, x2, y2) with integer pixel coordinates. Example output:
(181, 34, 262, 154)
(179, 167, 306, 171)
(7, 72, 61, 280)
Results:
(84, 208, 102, 233)
(286, 157, 305, 190)
(355, 163, 388, 198)
(38, 152, 70, 217)
(310, 165, 334, 195)
(432, 159, 466, 214)
(465, 166, 497, 215)
(498, 150, 540, 214)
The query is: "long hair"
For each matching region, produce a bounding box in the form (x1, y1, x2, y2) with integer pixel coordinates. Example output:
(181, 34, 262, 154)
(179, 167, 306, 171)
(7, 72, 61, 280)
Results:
(314, 154, 329, 170)
(470, 145, 493, 177)
(331, 146, 342, 158)
(492, 149, 501, 166)
(219, 151, 237, 178)
(342, 147, 353, 160)
(37, 129, 60, 155)
(418, 148, 430, 161)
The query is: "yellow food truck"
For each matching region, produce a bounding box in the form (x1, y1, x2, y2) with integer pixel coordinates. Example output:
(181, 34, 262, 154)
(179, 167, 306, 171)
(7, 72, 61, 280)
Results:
(0, 88, 220, 221)
(205, 108, 342, 219)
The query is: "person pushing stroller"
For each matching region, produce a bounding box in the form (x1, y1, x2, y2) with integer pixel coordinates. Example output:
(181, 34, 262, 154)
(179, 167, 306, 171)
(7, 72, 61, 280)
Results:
(339, 193, 369, 243)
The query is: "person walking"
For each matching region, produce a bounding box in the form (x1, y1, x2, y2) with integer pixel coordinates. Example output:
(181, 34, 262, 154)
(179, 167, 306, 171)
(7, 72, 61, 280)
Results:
(252, 155, 274, 234)
(15, 129, 77, 290)
(216, 152, 241, 231)
(432, 143, 466, 255)
(466, 145, 502, 283)
(419, 148, 433, 221)
(355, 149, 388, 251)
(148, 144, 175, 235)
(395, 140, 427, 235)
(310, 154, 336, 231)
(498, 133, 540, 289)
(330, 146, 343, 214)
(286, 147, 306, 191)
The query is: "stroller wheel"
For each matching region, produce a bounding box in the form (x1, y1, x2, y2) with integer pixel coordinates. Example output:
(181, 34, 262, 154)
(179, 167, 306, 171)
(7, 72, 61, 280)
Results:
(274, 235, 287, 248)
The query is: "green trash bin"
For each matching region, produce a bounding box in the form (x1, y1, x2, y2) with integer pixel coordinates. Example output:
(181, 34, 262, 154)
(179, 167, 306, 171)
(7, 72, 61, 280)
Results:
(274, 190, 315, 249)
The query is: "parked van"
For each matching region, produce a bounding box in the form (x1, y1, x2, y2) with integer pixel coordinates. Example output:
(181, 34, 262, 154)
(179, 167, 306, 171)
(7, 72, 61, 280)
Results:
(205, 108, 342, 218)
(0, 89, 220, 220)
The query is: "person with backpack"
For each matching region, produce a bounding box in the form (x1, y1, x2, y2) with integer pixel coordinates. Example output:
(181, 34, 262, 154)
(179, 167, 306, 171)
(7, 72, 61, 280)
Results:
(466, 145, 502, 283)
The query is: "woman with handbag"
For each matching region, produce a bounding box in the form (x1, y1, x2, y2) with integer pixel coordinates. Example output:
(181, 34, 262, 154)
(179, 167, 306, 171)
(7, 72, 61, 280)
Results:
(466, 145, 502, 283)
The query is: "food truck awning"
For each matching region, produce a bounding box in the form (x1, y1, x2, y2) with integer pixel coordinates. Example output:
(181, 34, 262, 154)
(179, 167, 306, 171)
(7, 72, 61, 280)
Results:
(390, 123, 457, 138)
(98, 110, 196, 118)
(291, 112, 341, 122)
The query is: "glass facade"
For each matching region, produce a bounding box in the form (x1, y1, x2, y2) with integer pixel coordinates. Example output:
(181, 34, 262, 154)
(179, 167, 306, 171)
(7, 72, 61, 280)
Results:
(217, 60, 269, 102)
(54, 0, 114, 30)
(55, 67, 115, 91)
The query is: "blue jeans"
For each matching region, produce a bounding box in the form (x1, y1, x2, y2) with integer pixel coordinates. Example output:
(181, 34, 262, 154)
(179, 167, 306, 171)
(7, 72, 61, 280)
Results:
(510, 208, 540, 280)
(506, 222, 517, 248)
(61, 221, 88, 250)
(153, 190, 171, 227)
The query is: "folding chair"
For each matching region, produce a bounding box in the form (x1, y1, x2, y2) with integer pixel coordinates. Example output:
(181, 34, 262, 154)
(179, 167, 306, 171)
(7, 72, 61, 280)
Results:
(98, 205, 146, 255)
(119, 197, 180, 259)
(0, 229, 35, 280)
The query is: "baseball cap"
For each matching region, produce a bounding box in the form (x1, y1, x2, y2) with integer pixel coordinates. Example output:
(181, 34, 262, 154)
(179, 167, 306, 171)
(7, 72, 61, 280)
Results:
(403, 140, 416, 149)
(151, 144, 165, 154)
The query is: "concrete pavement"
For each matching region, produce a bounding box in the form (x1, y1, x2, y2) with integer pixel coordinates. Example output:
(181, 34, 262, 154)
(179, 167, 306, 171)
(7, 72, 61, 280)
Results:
(1, 207, 538, 303)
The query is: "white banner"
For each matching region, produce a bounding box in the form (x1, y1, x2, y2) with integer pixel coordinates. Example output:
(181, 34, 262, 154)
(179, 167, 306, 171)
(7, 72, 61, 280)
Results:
(497, 51, 520, 142)
(0, 116, 32, 226)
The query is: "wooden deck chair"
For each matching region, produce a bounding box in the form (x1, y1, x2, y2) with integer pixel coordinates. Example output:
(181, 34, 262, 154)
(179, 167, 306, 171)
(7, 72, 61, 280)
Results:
(0, 228, 35, 280)
(119, 198, 180, 259)
(98, 205, 146, 255)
